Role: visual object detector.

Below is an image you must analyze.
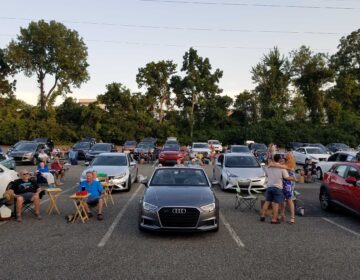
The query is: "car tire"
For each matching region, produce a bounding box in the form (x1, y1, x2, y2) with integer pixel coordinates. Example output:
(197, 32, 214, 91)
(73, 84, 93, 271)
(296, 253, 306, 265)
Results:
(124, 176, 132, 192)
(316, 167, 323, 180)
(319, 188, 333, 211)
(134, 169, 139, 183)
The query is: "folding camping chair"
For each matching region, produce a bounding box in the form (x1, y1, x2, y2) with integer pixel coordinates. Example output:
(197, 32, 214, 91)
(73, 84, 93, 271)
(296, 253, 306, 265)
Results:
(234, 179, 263, 211)
(12, 190, 46, 218)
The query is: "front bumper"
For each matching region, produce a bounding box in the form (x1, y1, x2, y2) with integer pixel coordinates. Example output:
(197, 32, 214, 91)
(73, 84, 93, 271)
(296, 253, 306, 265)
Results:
(109, 176, 128, 190)
(139, 206, 219, 232)
(224, 177, 267, 190)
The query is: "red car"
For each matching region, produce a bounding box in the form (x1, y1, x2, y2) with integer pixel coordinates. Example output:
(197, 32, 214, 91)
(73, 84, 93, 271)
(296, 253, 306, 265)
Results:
(320, 162, 360, 215)
(158, 144, 186, 166)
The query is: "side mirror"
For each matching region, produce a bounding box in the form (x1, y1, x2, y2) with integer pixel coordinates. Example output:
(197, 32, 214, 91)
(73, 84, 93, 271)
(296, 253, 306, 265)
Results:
(345, 177, 357, 185)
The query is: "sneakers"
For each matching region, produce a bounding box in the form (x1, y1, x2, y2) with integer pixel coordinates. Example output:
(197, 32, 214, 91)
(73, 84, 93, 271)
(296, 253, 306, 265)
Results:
(97, 213, 104, 221)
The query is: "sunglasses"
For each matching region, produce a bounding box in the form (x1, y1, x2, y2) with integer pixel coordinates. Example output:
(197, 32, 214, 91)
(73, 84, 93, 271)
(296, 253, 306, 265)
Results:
(22, 173, 30, 176)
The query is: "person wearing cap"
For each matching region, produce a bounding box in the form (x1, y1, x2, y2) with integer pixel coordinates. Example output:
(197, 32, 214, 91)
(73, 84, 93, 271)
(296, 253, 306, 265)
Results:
(11, 169, 42, 222)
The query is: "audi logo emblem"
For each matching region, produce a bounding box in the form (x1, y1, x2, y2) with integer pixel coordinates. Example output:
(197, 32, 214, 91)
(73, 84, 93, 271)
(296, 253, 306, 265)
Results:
(172, 208, 186, 214)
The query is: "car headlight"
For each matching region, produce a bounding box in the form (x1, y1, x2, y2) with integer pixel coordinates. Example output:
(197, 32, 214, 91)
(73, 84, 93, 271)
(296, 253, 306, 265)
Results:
(142, 201, 158, 212)
(114, 172, 126, 180)
(24, 152, 33, 157)
(200, 203, 216, 212)
(226, 171, 237, 178)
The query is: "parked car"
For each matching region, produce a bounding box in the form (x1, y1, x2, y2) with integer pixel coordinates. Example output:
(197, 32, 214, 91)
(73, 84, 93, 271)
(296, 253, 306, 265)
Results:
(0, 155, 16, 170)
(123, 140, 137, 153)
(81, 137, 96, 146)
(6, 140, 29, 155)
(158, 144, 185, 166)
(249, 143, 267, 161)
(213, 153, 267, 191)
(138, 166, 219, 232)
(133, 142, 158, 161)
(81, 153, 137, 192)
(315, 151, 358, 180)
(33, 137, 54, 151)
(302, 143, 331, 154)
(285, 142, 304, 151)
(85, 143, 117, 162)
(0, 163, 19, 197)
(191, 142, 211, 158)
(7, 141, 50, 165)
(228, 145, 251, 153)
(293, 147, 330, 165)
(208, 140, 223, 152)
(326, 143, 351, 153)
(71, 140, 94, 160)
(319, 162, 360, 216)
(142, 137, 157, 144)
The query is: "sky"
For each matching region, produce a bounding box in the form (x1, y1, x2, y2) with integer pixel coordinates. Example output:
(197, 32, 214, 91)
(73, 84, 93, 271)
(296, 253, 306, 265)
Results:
(1, 0, 359, 105)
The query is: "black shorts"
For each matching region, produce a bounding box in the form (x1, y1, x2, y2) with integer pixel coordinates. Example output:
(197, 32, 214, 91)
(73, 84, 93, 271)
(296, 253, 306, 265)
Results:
(87, 198, 99, 207)
(21, 193, 35, 203)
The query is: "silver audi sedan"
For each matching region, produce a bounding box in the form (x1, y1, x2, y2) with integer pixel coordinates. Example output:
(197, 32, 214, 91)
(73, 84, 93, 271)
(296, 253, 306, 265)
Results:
(138, 167, 219, 232)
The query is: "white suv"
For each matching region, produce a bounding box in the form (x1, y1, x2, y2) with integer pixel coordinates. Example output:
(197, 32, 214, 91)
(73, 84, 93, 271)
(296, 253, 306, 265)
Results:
(191, 142, 211, 158)
(0, 163, 18, 197)
(208, 140, 223, 152)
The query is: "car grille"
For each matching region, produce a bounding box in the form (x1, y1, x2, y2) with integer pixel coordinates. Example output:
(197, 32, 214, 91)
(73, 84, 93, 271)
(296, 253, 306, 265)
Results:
(158, 207, 200, 228)
(13, 157, 24, 161)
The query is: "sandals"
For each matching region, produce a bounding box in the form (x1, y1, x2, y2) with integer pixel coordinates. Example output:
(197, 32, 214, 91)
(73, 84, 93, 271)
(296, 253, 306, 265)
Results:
(97, 213, 104, 221)
(289, 217, 295, 225)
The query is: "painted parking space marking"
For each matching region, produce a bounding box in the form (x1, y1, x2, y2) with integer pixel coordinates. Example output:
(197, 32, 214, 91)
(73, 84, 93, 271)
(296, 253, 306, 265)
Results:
(98, 184, 141, 247)
(220, 211, 245, 248)
(322, 217, 360, 237)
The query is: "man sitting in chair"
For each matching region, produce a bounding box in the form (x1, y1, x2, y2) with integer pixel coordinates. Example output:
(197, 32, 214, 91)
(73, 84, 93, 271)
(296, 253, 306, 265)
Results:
(79, 171, 104, 221)
(11, 169, 42, 222)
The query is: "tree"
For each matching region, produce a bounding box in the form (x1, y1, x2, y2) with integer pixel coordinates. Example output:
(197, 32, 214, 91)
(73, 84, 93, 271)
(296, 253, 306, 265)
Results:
(291, 46, 333, 124)
(330, 29, 360, 112)
(136, 60, 177, 124)
(6, 20, 89, 110)
(0, 48, 16, 97)
(251, 47, 291, 120)
(172, 48, 223, 140)
(232, 90, 258, 126)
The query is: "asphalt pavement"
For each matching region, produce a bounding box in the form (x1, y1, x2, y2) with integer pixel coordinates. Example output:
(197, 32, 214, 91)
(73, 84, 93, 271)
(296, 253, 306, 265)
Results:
(0, 162, 359, 280)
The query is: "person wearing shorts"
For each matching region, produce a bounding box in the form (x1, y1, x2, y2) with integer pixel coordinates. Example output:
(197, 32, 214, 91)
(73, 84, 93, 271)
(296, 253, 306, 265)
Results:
(260, 154, 294, 224)
(78, 171, 104, 220)
(11, 169, 42, 222)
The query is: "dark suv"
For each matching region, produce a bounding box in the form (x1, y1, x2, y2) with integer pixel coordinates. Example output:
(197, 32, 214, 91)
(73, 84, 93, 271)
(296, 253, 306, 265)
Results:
(8, 141, 50, 165)
(85, 143, 117, 162)
(71, 141, 93, 160)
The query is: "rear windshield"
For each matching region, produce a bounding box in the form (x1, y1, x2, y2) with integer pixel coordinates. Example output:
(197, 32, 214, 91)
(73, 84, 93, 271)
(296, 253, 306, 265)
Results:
(193, 143, 208, 149)
(231, 146, 250, 153)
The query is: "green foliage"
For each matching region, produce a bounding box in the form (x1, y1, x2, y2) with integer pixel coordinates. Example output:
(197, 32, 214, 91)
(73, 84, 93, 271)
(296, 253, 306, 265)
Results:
(6, 20, 89, 110)
(0, 48, 16, 97)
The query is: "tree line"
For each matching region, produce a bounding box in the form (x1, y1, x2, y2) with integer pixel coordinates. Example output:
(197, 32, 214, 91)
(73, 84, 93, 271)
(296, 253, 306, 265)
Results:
(0, 20, 359, 146)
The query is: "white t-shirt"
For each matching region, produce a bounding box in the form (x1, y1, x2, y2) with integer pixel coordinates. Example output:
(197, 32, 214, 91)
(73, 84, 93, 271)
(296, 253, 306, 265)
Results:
(265, 167, 289, 189)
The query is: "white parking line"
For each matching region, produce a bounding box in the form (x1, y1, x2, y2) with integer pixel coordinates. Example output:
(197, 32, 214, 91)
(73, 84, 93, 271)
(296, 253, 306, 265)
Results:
(322, 217, 360, 237)
(219, 211, 245, 248)
(98, 185, 141, 247)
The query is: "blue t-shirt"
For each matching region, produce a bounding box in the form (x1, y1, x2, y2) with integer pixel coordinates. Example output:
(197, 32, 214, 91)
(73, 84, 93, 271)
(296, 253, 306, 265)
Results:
(37, 165, 49, 173)
(79, 180, 103, 200)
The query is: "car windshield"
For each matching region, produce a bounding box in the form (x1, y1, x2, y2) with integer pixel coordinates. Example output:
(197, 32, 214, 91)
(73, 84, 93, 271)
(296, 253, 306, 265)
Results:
(208, 140, 220, 145)
(306, 148, 322, 154)
(150, 168, 209, 187)
(163, 145, 180, 151)
(231, 146, 250, 153)
(225, 156, 260, 168)
(15, 143, 37, 151)
(254, 144, 267, 150)
(137, 143, 151, 149)
(73, 142, 90, 148)
(193, 143, 208, 149)
(92, 155, 127, 166)
(91, 144, 110, 151)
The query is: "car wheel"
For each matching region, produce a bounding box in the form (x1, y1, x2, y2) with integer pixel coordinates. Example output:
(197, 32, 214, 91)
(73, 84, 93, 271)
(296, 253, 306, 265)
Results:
(220, 176, 225, 191)
(124, 176, 132, 192)
(316, 168, 323, 180)
(320, 188, 333, 211)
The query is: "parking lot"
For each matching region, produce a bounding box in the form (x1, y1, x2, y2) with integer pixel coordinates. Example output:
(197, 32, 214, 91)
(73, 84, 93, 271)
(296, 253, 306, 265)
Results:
(1, 162, 360, 280)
